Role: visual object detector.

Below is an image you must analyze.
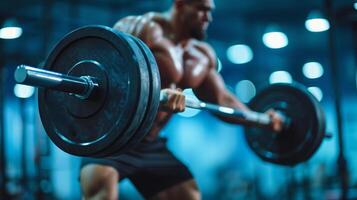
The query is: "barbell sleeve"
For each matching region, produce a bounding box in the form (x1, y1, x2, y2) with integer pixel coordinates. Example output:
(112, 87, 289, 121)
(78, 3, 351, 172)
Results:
(14, 65, 98, 99)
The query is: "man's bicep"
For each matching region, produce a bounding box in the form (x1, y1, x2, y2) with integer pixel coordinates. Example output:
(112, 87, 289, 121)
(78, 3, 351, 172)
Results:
(114, 18, 180, 86)
(113, 16, 162, 44)
(139, 23, 181, 85)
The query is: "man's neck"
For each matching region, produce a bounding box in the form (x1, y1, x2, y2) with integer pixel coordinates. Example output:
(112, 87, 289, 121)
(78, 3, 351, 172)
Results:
(166, 8, 191, 43)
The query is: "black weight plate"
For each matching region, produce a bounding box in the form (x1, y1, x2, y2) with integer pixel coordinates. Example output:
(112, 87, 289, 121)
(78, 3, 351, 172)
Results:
(39, 25, 148, 157)
(115, 34, 161, 153)
(95, 32, 151, 157)
(244, 83, 326, 166)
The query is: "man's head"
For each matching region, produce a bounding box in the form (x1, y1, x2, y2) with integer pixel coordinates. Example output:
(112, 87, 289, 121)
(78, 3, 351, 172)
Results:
(172, 0, 215, 40)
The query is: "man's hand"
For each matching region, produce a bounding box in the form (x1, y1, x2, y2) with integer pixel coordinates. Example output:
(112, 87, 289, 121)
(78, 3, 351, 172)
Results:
(160, 88, 186, 113)
(266, 109, 285, 132)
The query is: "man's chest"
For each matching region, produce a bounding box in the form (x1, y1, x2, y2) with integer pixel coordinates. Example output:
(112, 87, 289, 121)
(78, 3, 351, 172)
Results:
(172, 43, 211, 88)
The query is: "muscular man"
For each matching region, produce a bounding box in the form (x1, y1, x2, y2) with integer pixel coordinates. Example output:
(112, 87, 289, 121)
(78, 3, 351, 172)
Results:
(80, 0, 283, 199)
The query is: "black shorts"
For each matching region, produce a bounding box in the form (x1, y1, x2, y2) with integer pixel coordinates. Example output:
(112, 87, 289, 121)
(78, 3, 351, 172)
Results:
(80, 138, 193, 198)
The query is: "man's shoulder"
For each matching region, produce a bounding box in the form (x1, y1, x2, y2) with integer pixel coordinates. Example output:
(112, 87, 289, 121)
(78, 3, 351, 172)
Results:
(141, 12, 169, 36)
(113, 12, 166, 41)
(114, 12, 164, 30)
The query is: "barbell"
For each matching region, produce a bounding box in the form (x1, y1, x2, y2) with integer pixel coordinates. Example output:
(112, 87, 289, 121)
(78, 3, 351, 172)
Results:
(14, 25, 326, 166)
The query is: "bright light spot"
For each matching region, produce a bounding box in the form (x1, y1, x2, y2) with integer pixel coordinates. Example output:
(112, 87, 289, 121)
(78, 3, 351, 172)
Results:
(14, 84, 35, 99)
(226, 44, 253, 64)
(235, 80, 256, 103)
(308, 86, 323, 101)
(216, 57, 223, 72)
(302, 62, 324, 79)
(269, 71, 293, 84)
(305, 18, 330, 32)
(354, 2, 357, 10)
(218, 107, 235, 114)
(178, 89, 201, 118)
(262, 32, 289, 49)
(305, 10, 330, 32)
(0, 27, 22, 39)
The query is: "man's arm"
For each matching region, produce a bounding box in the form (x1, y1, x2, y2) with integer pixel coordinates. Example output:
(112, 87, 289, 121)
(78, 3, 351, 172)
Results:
(194, 44, 283, 131)
(194, 66, 251, 124)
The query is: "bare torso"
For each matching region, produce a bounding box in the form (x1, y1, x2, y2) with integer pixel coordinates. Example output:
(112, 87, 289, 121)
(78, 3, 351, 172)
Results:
(114, 12, 217, 139)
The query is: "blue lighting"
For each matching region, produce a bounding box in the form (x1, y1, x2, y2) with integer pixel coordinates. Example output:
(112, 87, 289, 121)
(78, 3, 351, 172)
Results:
(308, 86, 323, 101)
(235, 80, 256, 103)
(0, 19, 22, 39)
(226, 44, 253, 64)
(269, 71, 293, 84)
(216, 57, 223, 72)
(14, 84, 35, 98)
(354, 2, 357, 10)
(305, 11, 330, 32)
(262, 31, 288, 49)
(0, 27, 22, 39)
(302, 62, 324, 79)
(305, 18, 330, 32)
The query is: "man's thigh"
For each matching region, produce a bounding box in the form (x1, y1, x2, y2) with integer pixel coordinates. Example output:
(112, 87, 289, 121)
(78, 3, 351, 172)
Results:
(149, 179, 200, 200)
(80, 164, 119, 199)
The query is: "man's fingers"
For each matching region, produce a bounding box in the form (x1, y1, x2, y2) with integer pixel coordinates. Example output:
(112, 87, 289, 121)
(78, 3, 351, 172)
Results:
(173, 91, 185, 112)
(265, 109, 283, 132)
(178, 94, 185, 112)
(160, 88, 186, 112)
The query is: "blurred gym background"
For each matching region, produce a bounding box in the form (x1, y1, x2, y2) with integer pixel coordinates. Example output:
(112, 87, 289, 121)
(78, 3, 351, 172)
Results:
(0, 0, 356, 199)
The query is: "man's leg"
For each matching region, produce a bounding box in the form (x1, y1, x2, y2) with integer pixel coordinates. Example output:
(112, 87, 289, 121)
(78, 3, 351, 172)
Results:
(80, 164, 119, 200)
(149, 179, 200, 200)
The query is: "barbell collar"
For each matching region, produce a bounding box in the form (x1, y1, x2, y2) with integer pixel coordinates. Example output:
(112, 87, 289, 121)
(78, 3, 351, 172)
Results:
(14, 65, 99, 99)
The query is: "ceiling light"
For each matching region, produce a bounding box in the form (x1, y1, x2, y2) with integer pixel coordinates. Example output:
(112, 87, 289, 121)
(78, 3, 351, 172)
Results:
(308, 86, 323, 101)
(262, 25, 289, 49)
(269, 71, 293, 84)
(305, 10, 330, 32)
(0, 19, 22, 39)
(226, 44, 253, 64)
(235, 80, 256, 103)
(302, 62, 324, 79)
(14, 84, 35, 99)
